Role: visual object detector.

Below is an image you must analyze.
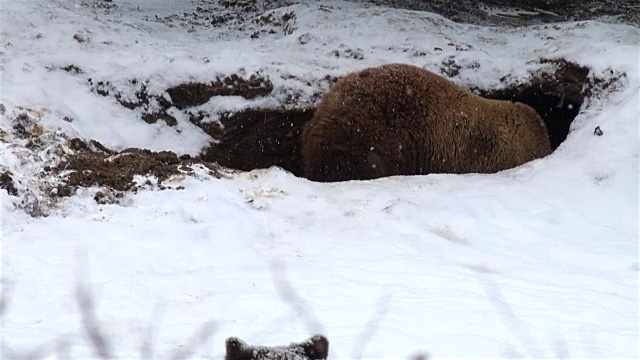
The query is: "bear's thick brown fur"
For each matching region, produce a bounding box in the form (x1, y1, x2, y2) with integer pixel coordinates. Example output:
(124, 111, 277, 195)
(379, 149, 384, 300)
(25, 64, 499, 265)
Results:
(225, 335, 329, 360)
(301, 63, 552, 182)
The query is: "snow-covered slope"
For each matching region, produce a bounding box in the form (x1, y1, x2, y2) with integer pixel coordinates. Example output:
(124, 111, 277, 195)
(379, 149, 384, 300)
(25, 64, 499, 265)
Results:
(1, 0, 638, 359)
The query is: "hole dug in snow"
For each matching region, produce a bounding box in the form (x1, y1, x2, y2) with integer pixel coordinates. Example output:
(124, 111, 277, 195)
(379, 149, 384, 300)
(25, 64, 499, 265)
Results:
(41, 58, 623, 203)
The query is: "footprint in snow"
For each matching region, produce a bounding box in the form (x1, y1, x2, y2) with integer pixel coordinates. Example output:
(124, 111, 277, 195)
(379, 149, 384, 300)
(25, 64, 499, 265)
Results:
(430, 224, 470, 245)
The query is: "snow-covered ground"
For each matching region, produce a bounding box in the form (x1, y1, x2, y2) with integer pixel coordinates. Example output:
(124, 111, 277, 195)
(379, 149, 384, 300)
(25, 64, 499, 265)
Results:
(1, 0, 638, 359)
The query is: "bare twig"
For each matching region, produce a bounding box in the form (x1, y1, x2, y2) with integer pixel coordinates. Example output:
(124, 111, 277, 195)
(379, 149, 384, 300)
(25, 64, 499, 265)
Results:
(54, 335, 74, 360)
(270, 261, 326, 336)
(74, 249, 112, 360)
(140, 302, 165, 360)
(166, 320, 217, 360)
(0, 278, 15, 317)
(350, 289, 392, 360)
(548, 330, 570, 360)
(478, 275, 542, 358)
(408, 353, 430, 360)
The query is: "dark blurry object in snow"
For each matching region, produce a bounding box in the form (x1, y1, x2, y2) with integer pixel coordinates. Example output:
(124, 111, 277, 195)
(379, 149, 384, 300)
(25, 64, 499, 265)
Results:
(72, 33, 89, 43)
(225, 335, 329, 360)
(594, 126, 603, 136)
(0, 171, 18, 196)
(94, 187, 123, 205)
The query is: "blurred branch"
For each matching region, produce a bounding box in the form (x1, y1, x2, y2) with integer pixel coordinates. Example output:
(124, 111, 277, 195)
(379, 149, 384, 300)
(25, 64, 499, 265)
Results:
(270, 261, 326, 336)
(0, 278, 14, 317)
(350, 289, 392, 360)
(74, 249, 112, 360)
(75, 279, 112, 359)
(478, 275, 542, 359)
(166, 320, 217, 360)
(140, 303, 165, 360)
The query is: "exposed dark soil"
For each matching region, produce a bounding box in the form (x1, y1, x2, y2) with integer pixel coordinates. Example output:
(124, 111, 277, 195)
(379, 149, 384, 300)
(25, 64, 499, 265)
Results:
(167, 74, 273, 109)
(53, 138, 225, 198)
(0, 171, 18, 196)
(87, 72, 273, 127)
(201, 107, 315, 177)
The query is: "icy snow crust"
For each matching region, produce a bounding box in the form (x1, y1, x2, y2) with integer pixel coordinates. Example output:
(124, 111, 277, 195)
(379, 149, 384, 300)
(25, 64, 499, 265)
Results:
(1, 0, 638, 359)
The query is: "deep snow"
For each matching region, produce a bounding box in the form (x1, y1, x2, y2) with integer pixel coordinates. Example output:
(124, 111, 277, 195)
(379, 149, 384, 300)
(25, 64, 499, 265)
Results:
(1, 0, 639, 359)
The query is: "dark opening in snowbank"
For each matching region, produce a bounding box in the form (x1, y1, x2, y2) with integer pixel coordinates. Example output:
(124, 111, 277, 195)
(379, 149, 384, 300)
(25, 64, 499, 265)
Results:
(471, 58, 590, 150)
(201, 108, 314, 177)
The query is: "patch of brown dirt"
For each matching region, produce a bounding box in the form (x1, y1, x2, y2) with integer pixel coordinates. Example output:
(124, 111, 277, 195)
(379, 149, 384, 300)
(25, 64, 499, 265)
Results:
(54, 138, 224, 197)
(167, 74, 273, 109)
(201, 107, 315, 177)
(86, 73, 273, 128)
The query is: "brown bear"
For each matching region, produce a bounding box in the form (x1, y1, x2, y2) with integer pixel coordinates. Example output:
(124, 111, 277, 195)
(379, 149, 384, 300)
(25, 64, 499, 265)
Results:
(224, 334, 329, 360)
(301, 63, 552, 182)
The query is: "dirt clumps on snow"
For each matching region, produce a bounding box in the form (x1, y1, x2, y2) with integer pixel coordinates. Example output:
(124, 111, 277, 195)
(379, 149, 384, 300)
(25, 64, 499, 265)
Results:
(85, 72, 273, 128)
(53, 138, 224, 198)
(167, 74, 273, 109)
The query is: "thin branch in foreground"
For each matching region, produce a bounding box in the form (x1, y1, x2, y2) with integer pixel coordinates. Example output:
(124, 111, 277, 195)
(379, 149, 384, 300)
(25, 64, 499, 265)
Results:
(140, 302, 165, 360)
(350, 289, 392, 360)
(74, 249, 112, 360)
(75, 280, 112, 360)
(548, 329, 570, 360)
(269, 260, 326, 336)
(0, 278, 15, 317)
(478, 274, 542, 359)
(166, 320, 217, 360)
(408, 353, 430, 360)
(54, 334, 74, 360)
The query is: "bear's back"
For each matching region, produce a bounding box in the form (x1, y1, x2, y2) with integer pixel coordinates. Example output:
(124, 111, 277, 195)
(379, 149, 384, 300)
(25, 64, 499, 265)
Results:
(316, 64, 465, 131)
